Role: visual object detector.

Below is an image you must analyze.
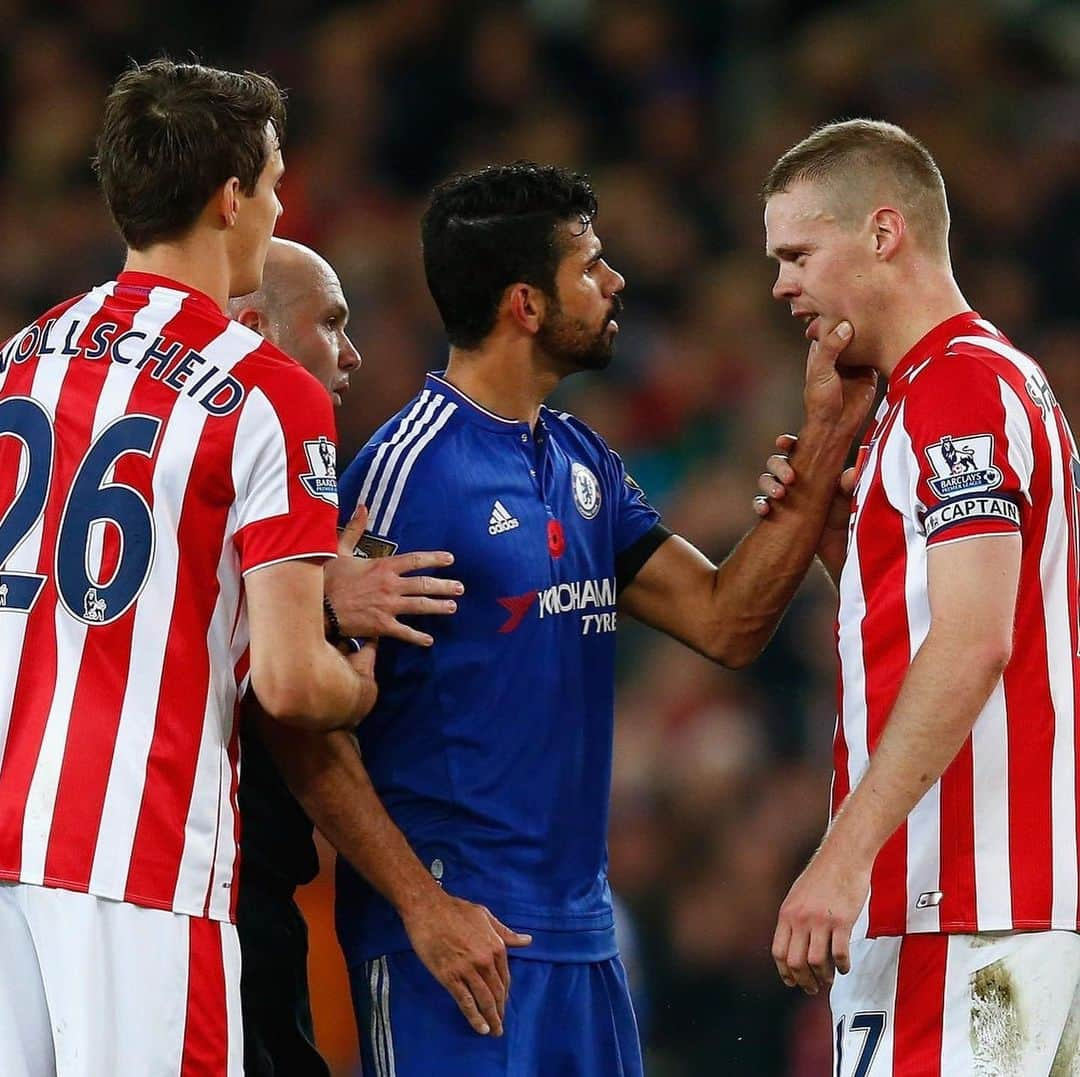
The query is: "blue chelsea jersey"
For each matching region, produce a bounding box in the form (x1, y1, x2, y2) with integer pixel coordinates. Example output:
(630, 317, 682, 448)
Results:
(335, 373, 666, 964)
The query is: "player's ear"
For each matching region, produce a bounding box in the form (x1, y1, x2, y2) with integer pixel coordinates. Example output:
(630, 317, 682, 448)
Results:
(216, 177, 243, 229)
(872, 207, 905, 260)
(506, 283, 545, 336)
(234, 307, 266, 334)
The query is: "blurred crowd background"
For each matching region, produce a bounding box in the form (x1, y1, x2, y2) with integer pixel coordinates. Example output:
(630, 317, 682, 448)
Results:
(2, 0, 1077, 1072)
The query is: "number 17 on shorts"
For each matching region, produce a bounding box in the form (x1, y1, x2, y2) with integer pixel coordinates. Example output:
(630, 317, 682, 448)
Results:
(831, 932, 1080, 1075)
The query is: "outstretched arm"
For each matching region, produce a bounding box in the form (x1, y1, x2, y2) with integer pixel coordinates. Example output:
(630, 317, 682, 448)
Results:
(771, 532, 1021, 995)
(620, 321, 875, 667)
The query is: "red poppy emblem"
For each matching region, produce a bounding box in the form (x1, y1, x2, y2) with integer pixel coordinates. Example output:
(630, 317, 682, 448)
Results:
(548, 519, 565, 559)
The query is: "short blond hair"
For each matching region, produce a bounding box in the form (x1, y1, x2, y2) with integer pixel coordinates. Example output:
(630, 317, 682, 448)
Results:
(763, 119, 950, 257)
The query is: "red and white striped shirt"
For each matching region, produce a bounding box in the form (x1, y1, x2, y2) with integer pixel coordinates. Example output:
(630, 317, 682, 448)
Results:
(0, 272, 338, 923)
(835, 311, 1080, 939)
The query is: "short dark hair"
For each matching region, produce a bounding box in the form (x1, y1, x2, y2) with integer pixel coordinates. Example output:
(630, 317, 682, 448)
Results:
(421, 161, 598, 349)
(94, 58, 286, 250)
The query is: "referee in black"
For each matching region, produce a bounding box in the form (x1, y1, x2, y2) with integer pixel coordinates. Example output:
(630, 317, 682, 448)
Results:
(230, 239, 466, 1074)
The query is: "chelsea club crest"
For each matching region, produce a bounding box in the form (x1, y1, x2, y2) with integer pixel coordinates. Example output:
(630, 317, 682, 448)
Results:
(571, 461, 601, 520)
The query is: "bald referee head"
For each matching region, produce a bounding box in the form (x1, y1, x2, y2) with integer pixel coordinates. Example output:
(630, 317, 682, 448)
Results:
(230, 238, 361, 406)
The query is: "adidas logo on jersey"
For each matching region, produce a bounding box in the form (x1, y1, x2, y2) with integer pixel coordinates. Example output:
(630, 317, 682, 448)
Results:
(488, 500, 520, 535)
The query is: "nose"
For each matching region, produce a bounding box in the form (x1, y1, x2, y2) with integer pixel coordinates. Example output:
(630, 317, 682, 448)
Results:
(607, 264, 626, 296)
(772, 264, 799, 302)
(340, 333, 361, 372)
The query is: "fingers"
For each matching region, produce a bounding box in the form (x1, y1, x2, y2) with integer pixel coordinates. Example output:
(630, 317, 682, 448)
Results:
(397, 596, 458, 619)
(783, 925, 820, 996)
(753, 472, 784, 518)
(492, 939, 511, 1005)
(832, 923, 852, 977)
(447, 980, 493, 1036)
(754, 439, 798, 518)
(408, 897, 522, 1037)
(381, 622, 436, 648)
(388, 550, 456, 573)
(838, 465, 857, 497)
(773, 913, 828, 995)
(491, 918, 533, 949)
(806, 923, 835, 990)
(758, 470, 785, 500)
(772, 919, 796, 989)
(338, 503, 369, 554)
(398, 575, 465, 600)
(463, 967, 504, 1037)
(766, 453, 796, 486)
(327, 554, 464, 642)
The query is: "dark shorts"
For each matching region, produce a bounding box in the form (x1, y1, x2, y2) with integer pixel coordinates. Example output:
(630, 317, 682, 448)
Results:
(350, 950, 644, 1077)
(237, 878, 330, 1077)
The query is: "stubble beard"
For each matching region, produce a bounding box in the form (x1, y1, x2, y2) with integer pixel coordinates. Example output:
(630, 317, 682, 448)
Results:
(538, 297, 621, 373)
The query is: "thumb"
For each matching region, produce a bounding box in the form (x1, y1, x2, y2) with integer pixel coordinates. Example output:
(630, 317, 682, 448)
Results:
(338, 502, 369, 555)
(346, 638, 378, 673)
(490, 917, 533, 948)
(807, 320, 854, 375)
(838, 466, 857, 497)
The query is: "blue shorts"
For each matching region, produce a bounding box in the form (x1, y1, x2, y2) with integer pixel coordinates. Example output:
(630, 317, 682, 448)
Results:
(350, 952, 644, 1077)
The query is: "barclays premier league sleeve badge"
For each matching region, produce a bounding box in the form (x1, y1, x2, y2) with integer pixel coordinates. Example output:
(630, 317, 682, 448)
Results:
(922, 432, 1020, 538)
(924, 433, 1003, 499)
(300, 436, 339, 505)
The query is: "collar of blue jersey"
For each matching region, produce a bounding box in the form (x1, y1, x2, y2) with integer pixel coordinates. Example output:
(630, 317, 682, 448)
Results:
(424, 371, 547, 435)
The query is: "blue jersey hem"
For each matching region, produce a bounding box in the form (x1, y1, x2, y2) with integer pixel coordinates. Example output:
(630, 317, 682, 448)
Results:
(342, 920, 618, 966)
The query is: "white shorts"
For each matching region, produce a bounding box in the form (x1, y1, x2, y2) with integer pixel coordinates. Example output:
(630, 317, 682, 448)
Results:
(0, 881, 243, 1077)
(830, 931, 1080, 1076)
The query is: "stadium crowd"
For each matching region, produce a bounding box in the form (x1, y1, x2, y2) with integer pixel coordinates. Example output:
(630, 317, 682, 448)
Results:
(0, 0, 1076, 1072)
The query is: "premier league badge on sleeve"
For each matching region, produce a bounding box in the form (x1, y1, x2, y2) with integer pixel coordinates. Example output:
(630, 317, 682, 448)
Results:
(300, 436, 339, 505)
(571, 461, 601, 519)
(925, 433, 1002, 498)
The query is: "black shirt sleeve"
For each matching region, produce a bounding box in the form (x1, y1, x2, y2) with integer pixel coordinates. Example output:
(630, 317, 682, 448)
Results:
(615, 522, 673, 593)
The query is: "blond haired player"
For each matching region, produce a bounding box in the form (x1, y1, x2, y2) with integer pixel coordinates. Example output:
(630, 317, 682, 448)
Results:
(761, 119, 1080, 1074)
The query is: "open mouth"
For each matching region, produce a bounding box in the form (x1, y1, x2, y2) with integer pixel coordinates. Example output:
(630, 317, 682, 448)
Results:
(793, 311, 819, 340)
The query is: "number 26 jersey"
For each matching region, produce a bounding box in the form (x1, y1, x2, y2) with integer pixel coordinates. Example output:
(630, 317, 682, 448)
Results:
(0, 272, 338, 923)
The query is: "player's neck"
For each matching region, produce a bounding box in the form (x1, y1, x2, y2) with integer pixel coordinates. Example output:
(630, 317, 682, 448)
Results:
(122, 239, 232, 312)
(443, 347, 557, 430)
(875, 275, 971, 381)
